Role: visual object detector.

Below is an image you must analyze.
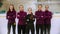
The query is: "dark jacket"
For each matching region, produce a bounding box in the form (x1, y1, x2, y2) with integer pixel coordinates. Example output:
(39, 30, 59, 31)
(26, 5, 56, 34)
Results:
(26, 13, 35, 24)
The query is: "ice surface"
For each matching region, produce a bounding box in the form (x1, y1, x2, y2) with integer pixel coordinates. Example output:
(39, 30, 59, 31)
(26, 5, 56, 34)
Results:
(0, 13, 60, 34)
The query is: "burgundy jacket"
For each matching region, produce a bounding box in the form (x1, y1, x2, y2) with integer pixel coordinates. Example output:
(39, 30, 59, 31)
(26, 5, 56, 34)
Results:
(17, 11, 27, 25)
(6, 10, 16, 23)
(35, 10, 45, 24)
(44, 10, 52, 24)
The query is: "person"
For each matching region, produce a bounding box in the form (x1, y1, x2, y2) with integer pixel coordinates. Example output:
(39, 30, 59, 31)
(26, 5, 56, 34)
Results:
(17, 5, 27, 34)
(25, 8, 35, 34)
(35, 4, 44, 34)
(44, 5, 52, 34)
(6, 4, 16, 34)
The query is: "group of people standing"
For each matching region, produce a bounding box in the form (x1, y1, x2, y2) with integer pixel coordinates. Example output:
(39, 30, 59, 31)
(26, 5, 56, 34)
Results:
(6, 4, 52, 34)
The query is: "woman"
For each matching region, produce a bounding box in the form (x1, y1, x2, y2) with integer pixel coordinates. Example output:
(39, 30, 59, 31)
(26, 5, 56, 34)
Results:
(35, 4, 44, 34)
(44, 5, 52, 34)
(25, 8, 35, 34)
(17, 5, 27, 34)
(6, 4, 16, 34)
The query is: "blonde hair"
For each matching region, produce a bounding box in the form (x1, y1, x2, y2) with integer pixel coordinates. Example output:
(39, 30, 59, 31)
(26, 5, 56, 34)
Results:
(28, 7, 32, 11)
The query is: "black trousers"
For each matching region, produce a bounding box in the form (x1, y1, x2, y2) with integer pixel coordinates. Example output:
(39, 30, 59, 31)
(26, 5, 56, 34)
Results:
(36, 24, 44, 34)
(18, 25, 26, 34)
(7, 23, 16, 34)
(26, 24, 35, 34)
(44, 24, 51, 34)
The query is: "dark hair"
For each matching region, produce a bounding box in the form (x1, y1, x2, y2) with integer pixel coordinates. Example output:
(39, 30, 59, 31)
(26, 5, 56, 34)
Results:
(8, 4, 15, 12)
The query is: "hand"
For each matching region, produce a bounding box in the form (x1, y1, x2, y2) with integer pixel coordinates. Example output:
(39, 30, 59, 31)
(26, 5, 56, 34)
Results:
(17, 15, 20, 17)
(41, 16, 43, 17)
(27, 19, 29, 21)
(33, 18, 35, 20)
(26, 22, 27, 24)
(14, 23, 16, 25)
(8, 16, 10, 18)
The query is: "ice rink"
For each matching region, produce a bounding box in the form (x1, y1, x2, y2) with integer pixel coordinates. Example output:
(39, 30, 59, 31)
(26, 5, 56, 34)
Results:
(0, 13, 60, 34)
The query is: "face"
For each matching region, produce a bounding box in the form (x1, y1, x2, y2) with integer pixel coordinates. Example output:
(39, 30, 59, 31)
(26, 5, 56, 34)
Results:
(9, 5, 14, 10)
(19, 5, 24, 11)
(38, 5, 42, 11)
(28, 8, 32, 14)
(45, 5, 49, 10)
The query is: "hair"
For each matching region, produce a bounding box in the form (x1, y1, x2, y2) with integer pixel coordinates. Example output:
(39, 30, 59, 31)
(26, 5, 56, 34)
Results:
(28, 7, 32, 11)
(45, 5, 49, 8)
(28, 7, 34, 20)
(30, 12, 34, 20)
(8, 4, 15, 12)
(19, 5, 24, 8)
(38, 4, 43, 7)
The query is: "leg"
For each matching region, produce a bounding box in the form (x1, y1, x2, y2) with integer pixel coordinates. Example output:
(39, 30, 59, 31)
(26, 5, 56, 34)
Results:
(18, 25, 21, 34)
(44, 24, 46, 34)
(31, 24, 35, 34)
(48, 24, 51, 34)
(40, 24, 43, 34)
(36, 24, 39, 34)
(22, 25, 26, 34)
(25, 25, 29, 34)
(7, 23, 11, 34)
(12, 23, 16, 34)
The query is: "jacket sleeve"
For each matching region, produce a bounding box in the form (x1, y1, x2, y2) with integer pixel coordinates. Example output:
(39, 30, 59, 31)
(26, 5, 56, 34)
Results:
(45, 12, 52, 19)
(25, 15, 29, 24)
(32, 15, 35, 21)
(6, 12, 10, 19)
(17, 13, 20, 19)
(35, 12, 40, 20)
(48, 12, 52, 19)
(25, 15, 29, 22)
(6, 12, 8, 19)
(13, 11, 16, 19)
(22, 12, 27, 20)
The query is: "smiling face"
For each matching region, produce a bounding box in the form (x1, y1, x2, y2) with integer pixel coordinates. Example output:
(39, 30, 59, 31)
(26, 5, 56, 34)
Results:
(38, 4, 42, 11)
(9, 4, 14, 11)
(28, 8, 32, 14)
(19, 5, 24, 11)
(45, 5, 49, 10)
